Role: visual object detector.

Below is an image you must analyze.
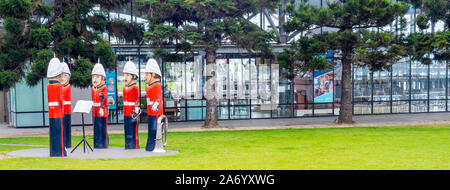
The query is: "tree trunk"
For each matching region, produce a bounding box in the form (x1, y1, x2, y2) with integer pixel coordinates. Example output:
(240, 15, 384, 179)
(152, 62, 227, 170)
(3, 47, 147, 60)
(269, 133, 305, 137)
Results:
(203, 47, 220, 128)
(337, 49, 354, 124)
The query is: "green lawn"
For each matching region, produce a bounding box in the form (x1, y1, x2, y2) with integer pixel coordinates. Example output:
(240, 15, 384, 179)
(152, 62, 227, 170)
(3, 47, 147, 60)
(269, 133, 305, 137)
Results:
(0, 125, 449, 170)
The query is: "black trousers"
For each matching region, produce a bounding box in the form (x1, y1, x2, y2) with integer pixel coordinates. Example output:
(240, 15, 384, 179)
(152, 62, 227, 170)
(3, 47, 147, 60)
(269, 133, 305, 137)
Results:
(124, 116, 139, 149)
(63, 114, 71, 148)
(49, 117, 67, 157)
(93, 117, 108, 149)
(146, 115, 158, 151)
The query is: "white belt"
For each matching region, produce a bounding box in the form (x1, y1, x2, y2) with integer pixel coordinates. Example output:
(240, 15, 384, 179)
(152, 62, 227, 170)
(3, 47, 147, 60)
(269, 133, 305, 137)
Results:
(124, 101, 135, 106)
(147, 99, 155, 105)
(63, 101, 71, 105)
(93, 103, 101, 107)
(48, 102, 60, 106)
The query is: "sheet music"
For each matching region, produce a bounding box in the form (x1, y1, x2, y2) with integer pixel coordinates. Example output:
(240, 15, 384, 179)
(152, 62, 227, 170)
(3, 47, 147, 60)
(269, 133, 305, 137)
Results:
(73, 100, 94, 114)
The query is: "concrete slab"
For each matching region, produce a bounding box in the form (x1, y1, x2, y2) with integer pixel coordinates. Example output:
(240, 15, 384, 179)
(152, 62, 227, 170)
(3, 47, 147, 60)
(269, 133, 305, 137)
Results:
(7, 147, 179, 159)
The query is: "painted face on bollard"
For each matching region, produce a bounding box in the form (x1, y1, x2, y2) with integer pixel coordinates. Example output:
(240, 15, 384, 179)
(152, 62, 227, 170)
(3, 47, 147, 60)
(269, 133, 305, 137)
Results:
(92, 74, 105, 87)
(61, 73, 71, 86)
(124, 73, 135, 86)
(144, 73, 152, 84)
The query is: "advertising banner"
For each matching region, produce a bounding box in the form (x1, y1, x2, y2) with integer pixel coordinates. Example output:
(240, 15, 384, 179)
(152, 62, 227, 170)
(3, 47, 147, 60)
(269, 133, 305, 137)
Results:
(105, 70, 117, 110)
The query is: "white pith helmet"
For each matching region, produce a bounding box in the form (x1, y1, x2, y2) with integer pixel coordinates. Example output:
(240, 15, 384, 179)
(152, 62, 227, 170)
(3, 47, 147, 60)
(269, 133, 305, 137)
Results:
(145, 58, 161, 77)
(47, 53, 63, 78)
(61, 58, 71, 75)
(92, 58, 106, 77)
(123, 58, 138, 76)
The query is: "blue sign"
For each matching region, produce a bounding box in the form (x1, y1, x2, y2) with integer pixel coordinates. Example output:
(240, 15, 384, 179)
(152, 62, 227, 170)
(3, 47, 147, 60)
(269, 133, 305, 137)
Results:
(105, 70, 117, 109)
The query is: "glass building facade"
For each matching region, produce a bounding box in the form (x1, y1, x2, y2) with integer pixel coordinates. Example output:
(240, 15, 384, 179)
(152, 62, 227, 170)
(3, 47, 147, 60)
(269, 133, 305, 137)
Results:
(5, 0, 449, 127)
(7, 46, 449, 127)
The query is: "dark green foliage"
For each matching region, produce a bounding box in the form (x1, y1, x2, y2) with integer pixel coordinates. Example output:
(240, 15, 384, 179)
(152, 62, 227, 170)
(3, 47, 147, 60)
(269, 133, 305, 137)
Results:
(139, 0, 278, 61)
(0, 0, 31, 19)
(29, 27, 52, 49)
(0, 0, 141, 89)
(107, 20, 145, 43)
(94, 41, 116, 70)
(25, 49, 53, 86)
(69, 58, 93, 88)
(354, 31, 406, 71)
(3, 17, 23, 36)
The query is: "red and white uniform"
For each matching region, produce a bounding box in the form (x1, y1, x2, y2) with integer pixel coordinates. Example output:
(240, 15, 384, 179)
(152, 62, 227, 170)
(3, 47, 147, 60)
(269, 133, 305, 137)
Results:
(63, 84, 71, 115)
(92, 84, 108, 118)
(146, 81, 163, 116)
(123, 83, 139, 117)
(48, 83, 64, 119)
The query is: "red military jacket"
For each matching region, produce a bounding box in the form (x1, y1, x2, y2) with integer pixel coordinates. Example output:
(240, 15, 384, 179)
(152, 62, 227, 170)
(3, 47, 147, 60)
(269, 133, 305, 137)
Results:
(47, 80, 64, 118)
(123, 82, 139, 117)
(147, 81, 163, 116)
(92, 84, 108, 118)
(63, 84, 71, 115)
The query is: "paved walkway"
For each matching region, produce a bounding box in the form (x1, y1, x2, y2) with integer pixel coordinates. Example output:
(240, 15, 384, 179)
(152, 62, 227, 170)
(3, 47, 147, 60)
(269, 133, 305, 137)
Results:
(0, 112, 449, 138)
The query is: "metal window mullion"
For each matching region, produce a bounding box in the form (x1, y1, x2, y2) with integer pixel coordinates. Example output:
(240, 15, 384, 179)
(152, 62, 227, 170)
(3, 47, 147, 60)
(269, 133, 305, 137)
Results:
(351, 64, 354, 115)
(390, 66, 393, 114)
(446, 60, 449, 112)
(227, 57, 230, 120)
(371, 71, 374, 114)
(427, 63, 430, 112)
(409, 58, 412, 113)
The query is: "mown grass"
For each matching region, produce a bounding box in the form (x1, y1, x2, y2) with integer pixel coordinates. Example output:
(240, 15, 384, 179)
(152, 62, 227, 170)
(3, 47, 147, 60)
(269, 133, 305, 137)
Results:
(0, 125, 449, 170)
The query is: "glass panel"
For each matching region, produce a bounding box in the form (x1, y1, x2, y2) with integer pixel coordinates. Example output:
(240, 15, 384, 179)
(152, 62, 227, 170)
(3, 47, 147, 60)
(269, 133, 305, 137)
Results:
(354, 102, 371, 115)
(187, 100, 204, 107)
(294, 104, 313, 117)
(272, 105, 291, 118)
(373, 70, 391, 101)
(251, 105, 271, 118)
(187, 107, 205, 120)
(293, 73, 313, 103)
(230, 106, 250, 119)
(16, 113, 43, 127)
(44, 112, 49, 126)
(218, 106, 229, 119)
(166, 107, 184, 121)
(411, 61, 428, 100)
(117, 109, 124, 123)
(429, 60, 446, 100)
(164, 61, 186, 115)
(184, 57, 203, 100)
(373, 102, 390, 114)
(10, 85, 15, 112)
(314, 103, 333, 115)
(392, 101, 409, 113)
(353, 66, 372, 102)
(250, 58, 271, 105)
(411, 100, 427, 112)
(43, 79, 49, 111)
(334, 102, 341, 116)
(16, 79, 43, 112)
(429, 100, 446, 112)
(277, 83, 292, 104)
(392, 60, 410, 100)
(216, 58, 228, 100)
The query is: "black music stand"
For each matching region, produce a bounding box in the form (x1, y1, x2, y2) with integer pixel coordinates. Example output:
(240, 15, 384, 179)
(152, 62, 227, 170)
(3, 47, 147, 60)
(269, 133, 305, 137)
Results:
(70, 100, 94, 153)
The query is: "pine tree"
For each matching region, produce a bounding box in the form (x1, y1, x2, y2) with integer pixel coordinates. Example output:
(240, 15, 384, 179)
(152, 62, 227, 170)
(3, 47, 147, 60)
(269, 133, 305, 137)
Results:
(282, 0, 409, 124)
(0, 0, 141, 89)
(138, 0, 279, 128)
